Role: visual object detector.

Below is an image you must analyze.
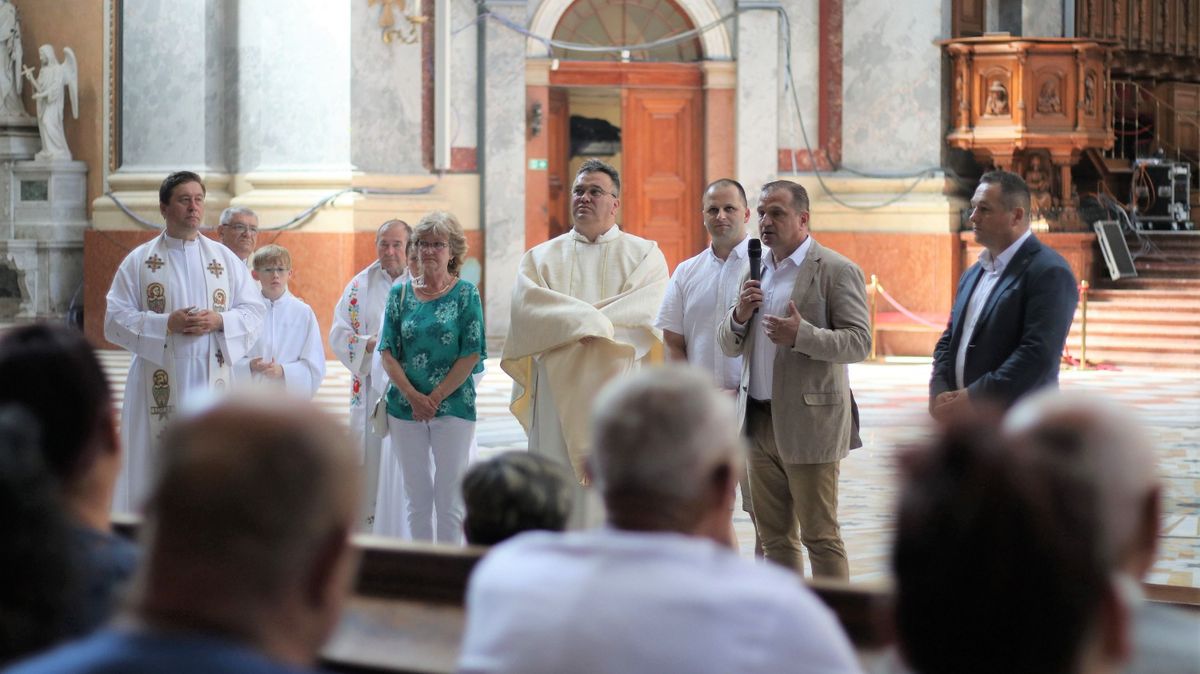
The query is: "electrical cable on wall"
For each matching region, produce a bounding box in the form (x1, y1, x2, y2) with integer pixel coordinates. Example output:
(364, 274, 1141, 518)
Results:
(467, 3, 956, 210)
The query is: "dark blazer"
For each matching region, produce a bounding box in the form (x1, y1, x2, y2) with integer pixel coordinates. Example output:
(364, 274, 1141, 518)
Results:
(930, 234, 1077, 409)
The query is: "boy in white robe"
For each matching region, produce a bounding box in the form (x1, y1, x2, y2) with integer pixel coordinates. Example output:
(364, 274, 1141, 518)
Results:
(234, 244, 325, 399)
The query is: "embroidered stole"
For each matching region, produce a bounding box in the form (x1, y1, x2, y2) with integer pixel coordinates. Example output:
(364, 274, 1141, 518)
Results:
(139, 234, 232, 443)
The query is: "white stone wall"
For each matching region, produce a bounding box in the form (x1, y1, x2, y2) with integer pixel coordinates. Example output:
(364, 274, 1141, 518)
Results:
(777, 0, 820, 172)
(234, 0, 352, 172)
(841, 0, 946, 173)
(122, 0, 227, 171)
(351, 0, 424, 173)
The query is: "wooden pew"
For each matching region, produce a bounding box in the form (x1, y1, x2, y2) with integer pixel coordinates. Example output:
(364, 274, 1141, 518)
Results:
(111, 518, 1198, 674)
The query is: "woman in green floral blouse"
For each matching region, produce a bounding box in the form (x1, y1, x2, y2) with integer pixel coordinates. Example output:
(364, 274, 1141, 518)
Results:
(379, 211, 486, 543)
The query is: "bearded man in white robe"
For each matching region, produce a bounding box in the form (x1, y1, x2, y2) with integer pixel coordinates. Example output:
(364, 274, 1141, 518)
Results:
(105, 171, 264, 512)
(330, 219, 411, 534)
(502, 159, 668, 502)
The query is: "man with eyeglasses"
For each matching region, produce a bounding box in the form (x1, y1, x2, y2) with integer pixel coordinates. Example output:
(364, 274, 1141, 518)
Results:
(104, 170, 265, 513)
(502, 159, 668, 527)
(330, 218, 412, 533)
(216, 206, 260, 263)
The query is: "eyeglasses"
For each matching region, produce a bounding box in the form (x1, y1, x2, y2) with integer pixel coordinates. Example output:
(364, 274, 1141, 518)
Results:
(416, 241, 449, 251)
(571, 186, 617, 200)
(256, 267, 289, 275)
(224, 224, 259, 235)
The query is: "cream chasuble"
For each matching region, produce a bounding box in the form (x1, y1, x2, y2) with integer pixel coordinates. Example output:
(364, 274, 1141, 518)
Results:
(502, 226, 668, 479)
(105, 233, 264, 513)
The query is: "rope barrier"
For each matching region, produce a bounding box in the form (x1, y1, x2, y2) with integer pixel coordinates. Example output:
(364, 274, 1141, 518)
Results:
(872, 281, 946, 330)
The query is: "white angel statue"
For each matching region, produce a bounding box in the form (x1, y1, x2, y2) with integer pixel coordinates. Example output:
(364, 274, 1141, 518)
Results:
(0, 0, 28, 118)
(22, 44, 77, 161)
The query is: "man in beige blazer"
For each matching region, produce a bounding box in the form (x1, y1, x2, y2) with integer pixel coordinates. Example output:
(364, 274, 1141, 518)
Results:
(718, 180, 870, 579)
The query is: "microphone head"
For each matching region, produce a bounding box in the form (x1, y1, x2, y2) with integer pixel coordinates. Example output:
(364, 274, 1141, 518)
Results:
(747, 238, 761, 259)
(747, 238, 762, 282)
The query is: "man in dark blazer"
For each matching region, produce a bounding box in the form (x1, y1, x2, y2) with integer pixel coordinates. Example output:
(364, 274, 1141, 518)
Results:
(718, 180, 871, 579)
(930, 170, 1077, 418)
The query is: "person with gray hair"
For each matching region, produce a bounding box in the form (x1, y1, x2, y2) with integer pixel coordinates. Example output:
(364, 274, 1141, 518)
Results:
(462, 451, 574, 546)
(8, 394, 362, 674)
(330, 218, 412, 533)
(1004, 392, 1200, 674)
(458, 365, 861, 674)
(217, 206, 260, 263)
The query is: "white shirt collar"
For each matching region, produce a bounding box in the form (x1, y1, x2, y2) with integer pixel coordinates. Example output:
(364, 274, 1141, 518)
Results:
(767, 235, 813, 270)
(571, 224, 621, 243)
(709, 235, 750, 263)
(979, 229, 1032, 274)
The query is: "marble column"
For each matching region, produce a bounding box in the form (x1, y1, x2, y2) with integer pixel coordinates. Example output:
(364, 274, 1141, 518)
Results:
(736, 1, 781, 212)
(95, 0, 232, 228)
(479, 0, 526, 339)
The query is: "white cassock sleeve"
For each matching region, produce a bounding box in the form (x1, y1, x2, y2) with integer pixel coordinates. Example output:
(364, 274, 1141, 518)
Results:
(281, 303, 327, 399)
(104, 249, 171, 368)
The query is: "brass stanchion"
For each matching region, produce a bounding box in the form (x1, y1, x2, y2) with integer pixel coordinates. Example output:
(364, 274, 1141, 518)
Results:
(1079, 280, 1089, 369)
(869, 274, 879, 361)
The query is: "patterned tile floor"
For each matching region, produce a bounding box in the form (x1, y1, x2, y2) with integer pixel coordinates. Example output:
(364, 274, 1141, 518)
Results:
(98, 352, 1200, 589)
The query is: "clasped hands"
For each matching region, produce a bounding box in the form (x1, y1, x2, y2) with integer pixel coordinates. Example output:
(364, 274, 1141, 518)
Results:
(167, 306, 223, 335)
(733, 279, 802, 346)
(249, 358, 284, 379)
(930, 389, 972, 421)
(404, 387, 444, 422)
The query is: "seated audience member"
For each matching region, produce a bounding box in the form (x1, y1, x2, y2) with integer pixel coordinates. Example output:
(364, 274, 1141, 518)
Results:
(457, 366, 861, 674)
(0, 324, 136, 639)
(892, 419, 1129, 674)
(234, 244, 326, 399)
(0, 406, 74, 665)
(1005, 392, 1200, 674)
(7, 394, 361, 674)
(461, 451, 574, 545)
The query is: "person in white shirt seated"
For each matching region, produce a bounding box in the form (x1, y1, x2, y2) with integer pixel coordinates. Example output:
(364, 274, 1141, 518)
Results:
(457, 365, 863, 674)
(234, 244, 325, 399)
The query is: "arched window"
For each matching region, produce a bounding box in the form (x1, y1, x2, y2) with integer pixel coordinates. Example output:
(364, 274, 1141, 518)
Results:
(552, 0, 703, 62)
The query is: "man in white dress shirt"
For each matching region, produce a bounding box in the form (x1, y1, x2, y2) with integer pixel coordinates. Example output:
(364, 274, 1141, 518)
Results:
(458, 366, 862, 674)
(104, 171, 264, 512)
(655, 178, 758, 549)
(330, 219, 411, 532)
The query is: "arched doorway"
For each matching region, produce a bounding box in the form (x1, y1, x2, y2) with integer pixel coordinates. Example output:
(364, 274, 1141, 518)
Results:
(524, 0, 733, 271)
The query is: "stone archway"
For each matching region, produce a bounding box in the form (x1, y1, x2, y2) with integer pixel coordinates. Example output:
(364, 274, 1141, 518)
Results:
(526, 0, 732, 60)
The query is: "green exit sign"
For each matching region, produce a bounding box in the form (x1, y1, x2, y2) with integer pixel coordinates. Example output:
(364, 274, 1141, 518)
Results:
(529, 158, 548, 170)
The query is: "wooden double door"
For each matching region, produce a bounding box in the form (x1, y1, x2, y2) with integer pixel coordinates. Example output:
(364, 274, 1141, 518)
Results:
(538, 62, 704, 271)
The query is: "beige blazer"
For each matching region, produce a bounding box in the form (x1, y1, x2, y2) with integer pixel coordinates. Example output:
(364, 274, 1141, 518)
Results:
(717, 239, 871, 464)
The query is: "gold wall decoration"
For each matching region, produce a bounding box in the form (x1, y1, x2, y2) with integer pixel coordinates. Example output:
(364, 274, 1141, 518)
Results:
(369, 0, 427, 44)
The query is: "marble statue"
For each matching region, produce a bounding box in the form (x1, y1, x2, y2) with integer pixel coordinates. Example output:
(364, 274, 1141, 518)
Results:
(0, 0, 27, 118)
(22, 44, 77, 161)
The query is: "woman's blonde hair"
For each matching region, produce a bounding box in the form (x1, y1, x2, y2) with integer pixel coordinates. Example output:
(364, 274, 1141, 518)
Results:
(412, 211, 468, 275)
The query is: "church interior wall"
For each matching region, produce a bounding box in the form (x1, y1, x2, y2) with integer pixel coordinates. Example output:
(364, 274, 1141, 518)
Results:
(841, 0, 945, 173)
(233, 0, 352, 173)
(351, 0, 426, 174)
(775, 0, 820, 169)
(12, 0, 104, 216)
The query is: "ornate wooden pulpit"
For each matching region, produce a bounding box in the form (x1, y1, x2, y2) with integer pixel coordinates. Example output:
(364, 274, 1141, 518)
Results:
(941, 37, 1114, 219)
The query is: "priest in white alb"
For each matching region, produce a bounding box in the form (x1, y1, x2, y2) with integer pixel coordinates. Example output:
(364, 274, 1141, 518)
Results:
(104, 171, 264, 513)
(502, 159, 669, 493)
(329, 219, 411, 534)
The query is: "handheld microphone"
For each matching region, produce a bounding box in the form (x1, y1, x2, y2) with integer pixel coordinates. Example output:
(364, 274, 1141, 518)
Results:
(748, 238, 761, 282)
(747, 238, 761, 316)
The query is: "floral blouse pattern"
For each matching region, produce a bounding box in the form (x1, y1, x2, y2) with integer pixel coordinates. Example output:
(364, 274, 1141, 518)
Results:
(379, 279, 486, 421)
